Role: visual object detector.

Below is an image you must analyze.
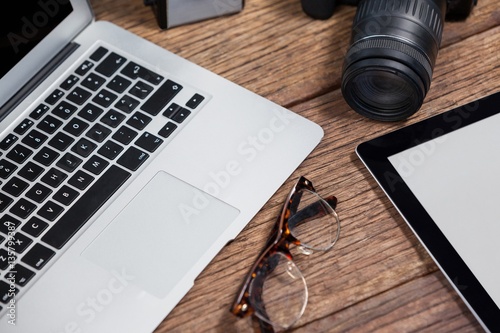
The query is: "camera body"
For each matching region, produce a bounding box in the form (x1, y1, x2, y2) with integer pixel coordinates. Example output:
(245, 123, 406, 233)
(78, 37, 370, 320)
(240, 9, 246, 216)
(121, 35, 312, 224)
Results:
(302, 0, 477, 121)
(145, 0, 244, 29)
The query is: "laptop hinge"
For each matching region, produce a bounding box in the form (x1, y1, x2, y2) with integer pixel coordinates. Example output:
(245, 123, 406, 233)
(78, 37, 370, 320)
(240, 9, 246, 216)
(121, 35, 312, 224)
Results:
(0, 42, 80, 122)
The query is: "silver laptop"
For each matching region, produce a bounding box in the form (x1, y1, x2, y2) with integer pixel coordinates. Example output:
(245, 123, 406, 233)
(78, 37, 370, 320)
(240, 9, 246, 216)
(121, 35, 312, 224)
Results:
(0, 1, 323, 331)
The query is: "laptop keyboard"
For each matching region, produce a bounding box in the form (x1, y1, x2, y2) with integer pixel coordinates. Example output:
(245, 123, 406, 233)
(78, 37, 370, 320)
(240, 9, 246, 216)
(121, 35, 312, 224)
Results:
(0, 45, 206, 311)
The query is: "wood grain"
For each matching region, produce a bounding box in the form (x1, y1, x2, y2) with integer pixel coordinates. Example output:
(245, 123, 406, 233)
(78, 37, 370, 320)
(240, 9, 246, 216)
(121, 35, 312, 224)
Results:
(91, 0, 500, 332)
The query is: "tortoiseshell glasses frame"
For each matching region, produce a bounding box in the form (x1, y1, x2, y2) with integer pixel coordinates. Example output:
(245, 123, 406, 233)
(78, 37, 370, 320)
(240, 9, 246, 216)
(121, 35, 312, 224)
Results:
(230, 176, 340, 332)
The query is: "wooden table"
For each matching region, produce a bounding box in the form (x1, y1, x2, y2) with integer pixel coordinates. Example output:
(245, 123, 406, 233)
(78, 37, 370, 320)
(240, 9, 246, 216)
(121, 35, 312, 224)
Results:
(92, 1, 500, 332)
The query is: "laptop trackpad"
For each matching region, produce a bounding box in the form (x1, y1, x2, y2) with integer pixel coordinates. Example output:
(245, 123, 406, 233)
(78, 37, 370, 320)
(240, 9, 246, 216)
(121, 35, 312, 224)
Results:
(82, 171, 240, 298)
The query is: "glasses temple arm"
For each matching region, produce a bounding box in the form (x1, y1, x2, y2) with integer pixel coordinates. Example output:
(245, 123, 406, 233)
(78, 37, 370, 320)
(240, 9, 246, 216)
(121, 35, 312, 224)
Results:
(252, 315, 276, 333)
(288, 195, 337, 229)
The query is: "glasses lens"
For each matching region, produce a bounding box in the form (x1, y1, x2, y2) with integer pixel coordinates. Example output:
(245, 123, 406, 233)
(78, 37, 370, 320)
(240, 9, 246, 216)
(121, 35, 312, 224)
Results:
(289, 189, 340, 251)
(249, 252, 307, 329)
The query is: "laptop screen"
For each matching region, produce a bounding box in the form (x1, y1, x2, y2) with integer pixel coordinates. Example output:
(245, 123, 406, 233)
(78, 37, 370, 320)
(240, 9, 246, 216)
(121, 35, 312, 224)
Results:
(0, 1, 73, 79)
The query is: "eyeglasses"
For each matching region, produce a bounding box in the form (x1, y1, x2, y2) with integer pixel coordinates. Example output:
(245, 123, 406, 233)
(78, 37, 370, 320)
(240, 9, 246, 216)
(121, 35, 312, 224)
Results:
(230, 176, 340, 332)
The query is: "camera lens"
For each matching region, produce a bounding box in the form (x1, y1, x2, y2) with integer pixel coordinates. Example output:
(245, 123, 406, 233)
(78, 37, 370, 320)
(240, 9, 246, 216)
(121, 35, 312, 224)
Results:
(341, 0, 447, 121)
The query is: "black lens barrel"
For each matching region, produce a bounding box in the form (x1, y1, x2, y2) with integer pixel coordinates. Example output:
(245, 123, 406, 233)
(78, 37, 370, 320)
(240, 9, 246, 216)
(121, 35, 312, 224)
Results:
(342, 0, 447, 121)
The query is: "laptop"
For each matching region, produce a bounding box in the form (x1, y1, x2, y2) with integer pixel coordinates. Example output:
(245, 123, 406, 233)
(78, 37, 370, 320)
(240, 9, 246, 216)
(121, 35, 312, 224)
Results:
(0, 1, 323, 332)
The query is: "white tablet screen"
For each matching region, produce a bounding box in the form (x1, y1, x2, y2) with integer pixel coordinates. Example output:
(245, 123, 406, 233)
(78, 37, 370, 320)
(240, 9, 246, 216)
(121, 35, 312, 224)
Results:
(388, 112, 500, 308)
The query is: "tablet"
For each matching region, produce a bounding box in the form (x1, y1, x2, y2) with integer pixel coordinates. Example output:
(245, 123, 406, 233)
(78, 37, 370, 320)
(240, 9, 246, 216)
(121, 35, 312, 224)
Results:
(356, 91, 500, 333)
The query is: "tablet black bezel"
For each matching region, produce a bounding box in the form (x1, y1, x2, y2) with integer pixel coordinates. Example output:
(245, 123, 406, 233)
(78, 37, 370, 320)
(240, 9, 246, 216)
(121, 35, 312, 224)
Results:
(356, 91, 500, 332)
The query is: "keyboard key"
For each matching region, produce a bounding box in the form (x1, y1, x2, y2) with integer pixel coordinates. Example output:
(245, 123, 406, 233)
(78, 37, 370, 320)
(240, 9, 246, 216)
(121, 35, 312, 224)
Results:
(0, 249, 10, 270)
(45, 89, 65, 105)
(120, 62, 163, 85)
(158, 122, 177, 138)
(75, 60, 94, 76)
(18, 162, 44, 181)
(0, 193, 14, 212)
(129, 81, 154, 99)
(89, 46, 108, 61)
(34, 146, 60, 166)
(85, 124, 111, 143)
(41, 165, 130, 249)
(78, 103, 104, 121)
(0, 253, 10, 271)
(171, 107, 191, 123)
(10, 232, 33, 254)
(14, 119, 34, 135)
(60, 74, 79, 90)
(71, 138, 97, 157)
(21, 129, 48, 149)
(115, 95, 139, 113)
(21, 243, 55, 270)
(37, 115, 63, 134)
(140, 80, 182, 116)
(41, 168, 67, 188)
(0, 255, 9, 271)
(53, 101, 78, 119)
(100, 110, 125, 128)
(0, 249, 11, 271)
(92, 89, 117, 107)
(82, 73, 106, 91)
(26, 183, 52, 203)
(186, 93, 205, 109)
(38, 201, 64, 221)
(95, 52, 127, 77)
(56, 153, 82, 172)
(98, 140, 124, 160)
(6, 144, 33, 164)
(0, 134, 18, 150)
(67, 87, 92, 105)
(0, 215, 21, 234)
(53, 185, 79, 206)
(8, 264, 35, 287)
(135, 132, 163, 152)
(3, 176, 29, 197)
(117, 147, 149, 171)
(63, 117, 89, 136)
(22, 216, 49, 237)
(112, 126, 138, 145)
(68, 170, 94, 190)
(49, 132, 75, 151)
(162, 103, 181, 118)
(30, 103, 50, 120)
(0, 159, 17, 179)
(0, 281, 18, 304)
(107, 75, 131, 93)
(83, 155, 109, 175)
(126, 112, 151, 130)
(9, 198, 37, 219)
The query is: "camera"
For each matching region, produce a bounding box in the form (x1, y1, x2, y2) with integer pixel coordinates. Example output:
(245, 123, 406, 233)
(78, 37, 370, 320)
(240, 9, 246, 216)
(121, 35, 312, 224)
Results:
(302, 0, 477, 121)
(145, 0, 244, 29)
